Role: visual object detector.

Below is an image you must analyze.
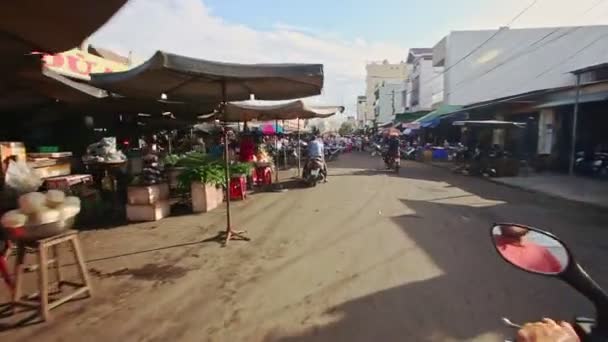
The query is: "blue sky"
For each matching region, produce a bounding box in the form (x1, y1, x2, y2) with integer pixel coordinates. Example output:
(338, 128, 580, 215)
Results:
(203, 0, 489, 46)
(92, 0, 608, 118)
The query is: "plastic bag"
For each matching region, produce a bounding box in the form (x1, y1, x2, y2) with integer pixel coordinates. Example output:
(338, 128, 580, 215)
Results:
(4, 160, 43, 194)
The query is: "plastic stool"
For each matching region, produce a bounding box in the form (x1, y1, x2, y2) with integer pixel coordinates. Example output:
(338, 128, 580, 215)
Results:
(230, 175, 247, 201)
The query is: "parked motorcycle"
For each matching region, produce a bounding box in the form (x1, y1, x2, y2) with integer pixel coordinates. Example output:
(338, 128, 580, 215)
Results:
(371, 143, 383, 157)
(575, 151, 608, 179)
(490, 223, 608, 341)
(303, 157, 325, 187)
(325, 145, 342, 161)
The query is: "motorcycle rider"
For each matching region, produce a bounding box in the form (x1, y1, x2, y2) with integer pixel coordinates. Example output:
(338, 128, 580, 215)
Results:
(517, 318, 579, 342)
(304, 134, 327, 182)
(384, 135, 400, 168)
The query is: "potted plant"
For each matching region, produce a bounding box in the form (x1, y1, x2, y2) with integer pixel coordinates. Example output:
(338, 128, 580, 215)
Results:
(229, 162, 253, 178)
(178, 159, 226, 213)
(163, 153, 184, 190)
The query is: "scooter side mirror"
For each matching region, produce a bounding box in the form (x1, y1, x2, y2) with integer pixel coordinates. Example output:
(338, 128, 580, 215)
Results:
(491, 224, 569, 276)
(491, 223, 608, 333)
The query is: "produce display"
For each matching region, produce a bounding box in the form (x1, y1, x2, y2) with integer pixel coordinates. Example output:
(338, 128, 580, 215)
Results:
(254, 146, 272, 164)
(1, 190, 81, 230)
(141, 154, 164, 185)
(82, 137, 126, 164)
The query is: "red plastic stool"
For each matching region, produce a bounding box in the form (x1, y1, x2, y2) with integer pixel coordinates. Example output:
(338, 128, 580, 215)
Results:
(230, 175, 247, 200)
(0, 240, 12, 291)
(260, 166, 272, 185)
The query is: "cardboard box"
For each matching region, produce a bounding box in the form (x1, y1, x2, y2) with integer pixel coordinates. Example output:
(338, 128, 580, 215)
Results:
(127, 183, 170, 205)
(33, 162, 71, 179)
(126, 200, 170, 222)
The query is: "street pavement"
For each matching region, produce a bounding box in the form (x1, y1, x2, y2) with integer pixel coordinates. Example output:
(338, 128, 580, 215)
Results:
(2, 153, 608, 342)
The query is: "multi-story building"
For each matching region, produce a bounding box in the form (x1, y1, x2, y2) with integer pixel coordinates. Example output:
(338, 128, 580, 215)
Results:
(365, 60, 408, 123)
(356, 96, 367, 122)
(374, 81, 405, 124)
(404, 48, 443, 112)
(432, 26, 608, 106)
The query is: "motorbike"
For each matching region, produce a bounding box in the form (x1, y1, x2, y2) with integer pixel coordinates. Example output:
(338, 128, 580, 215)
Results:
(490, 223, 608, 341)
(303, 157, 324, 187)
(371, 143, 383, 157)
(575, 152, 608, 179)
(325, 145, 342, 161)
(402, 146, 419, 160)
(383, 151, 400, 172)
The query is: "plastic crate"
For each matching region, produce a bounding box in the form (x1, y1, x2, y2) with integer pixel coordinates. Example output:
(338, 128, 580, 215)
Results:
(38, 146, 60, 153)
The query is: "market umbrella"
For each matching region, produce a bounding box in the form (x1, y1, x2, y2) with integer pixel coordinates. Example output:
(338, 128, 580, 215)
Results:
(1, 1, 128, 57)
(383, 127, 401, 137)
(91, 51, 324, 245)
(261, 123, 283, 135)
(220, 100, 343, 177)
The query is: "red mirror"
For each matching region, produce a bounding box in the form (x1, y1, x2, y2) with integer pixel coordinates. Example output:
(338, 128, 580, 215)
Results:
(491, 224, 569, 275)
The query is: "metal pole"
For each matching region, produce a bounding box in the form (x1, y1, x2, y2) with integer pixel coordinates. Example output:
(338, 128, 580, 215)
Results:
(297, 118, 301, 177)
(391, 90, 396, 117)
(282, 120, 287, 169)
(275, 119, 279, 183)
(569, 74, 582, 175)
(222, 81, 232, 230)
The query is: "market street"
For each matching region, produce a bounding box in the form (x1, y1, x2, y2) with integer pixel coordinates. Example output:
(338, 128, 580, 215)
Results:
(3, 153, 608, 342)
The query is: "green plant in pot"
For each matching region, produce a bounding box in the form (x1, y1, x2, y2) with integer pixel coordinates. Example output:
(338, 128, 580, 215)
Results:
(229, 162, 253, 177)
(178, 161, 226, 190)
(163, 154, 183, 167)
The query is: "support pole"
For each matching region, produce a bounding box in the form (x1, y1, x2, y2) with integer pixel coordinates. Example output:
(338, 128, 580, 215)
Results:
(297, 118, 301, 177)
(220, 80, 249, 246)
(569, 73, 582, 176)
(275, 119, 280, 184)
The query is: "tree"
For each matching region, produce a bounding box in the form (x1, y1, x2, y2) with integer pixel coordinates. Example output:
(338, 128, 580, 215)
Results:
(339, 121, 355, 136)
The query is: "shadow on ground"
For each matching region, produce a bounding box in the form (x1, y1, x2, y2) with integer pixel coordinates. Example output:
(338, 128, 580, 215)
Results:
(266, 154, 608, 342)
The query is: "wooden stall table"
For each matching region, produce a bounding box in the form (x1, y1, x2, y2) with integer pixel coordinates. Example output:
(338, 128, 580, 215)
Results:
(44, 174, 93, 193)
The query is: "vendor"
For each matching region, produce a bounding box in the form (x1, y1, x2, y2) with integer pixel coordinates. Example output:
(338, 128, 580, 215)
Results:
(209, 136, 224, 159)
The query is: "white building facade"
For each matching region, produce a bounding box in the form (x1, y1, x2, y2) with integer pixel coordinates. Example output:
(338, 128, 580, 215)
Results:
(365, 60, 408, 123)
(432, 26, 608, 106)
(374, 81, 405, 124)
(356, 96, 367, 122)
(404, 48, 444, 112)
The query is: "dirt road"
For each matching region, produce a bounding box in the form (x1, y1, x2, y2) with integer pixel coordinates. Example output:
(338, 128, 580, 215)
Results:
(2, 153, 608, 341)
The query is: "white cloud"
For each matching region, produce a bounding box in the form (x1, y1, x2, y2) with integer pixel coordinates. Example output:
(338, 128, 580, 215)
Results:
(90, 0, 406, 119)
(90, 0, 608, 119)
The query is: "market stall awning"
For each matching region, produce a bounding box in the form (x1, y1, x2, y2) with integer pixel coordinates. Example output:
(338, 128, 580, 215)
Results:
(91, 51, 324, 102)
(394, 111, 429, 123)
(0, 59, 109, 114)
(414, 105, 464, 128)
(534, 91, 608, 109)
(89, 97, 217, 119)
(1, 1, 128, 56)
(221, 100, 343, 122)
(453, 120, 526, 128)
(33, 68, 109, 102)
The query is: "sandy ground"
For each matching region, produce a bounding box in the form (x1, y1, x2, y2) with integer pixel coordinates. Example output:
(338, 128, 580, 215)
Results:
(2, 153, 608, 342)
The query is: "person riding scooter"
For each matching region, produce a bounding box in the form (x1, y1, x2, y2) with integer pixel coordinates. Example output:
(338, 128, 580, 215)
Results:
(303, 134, 327, 182)
(384, 135, 400, 168)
